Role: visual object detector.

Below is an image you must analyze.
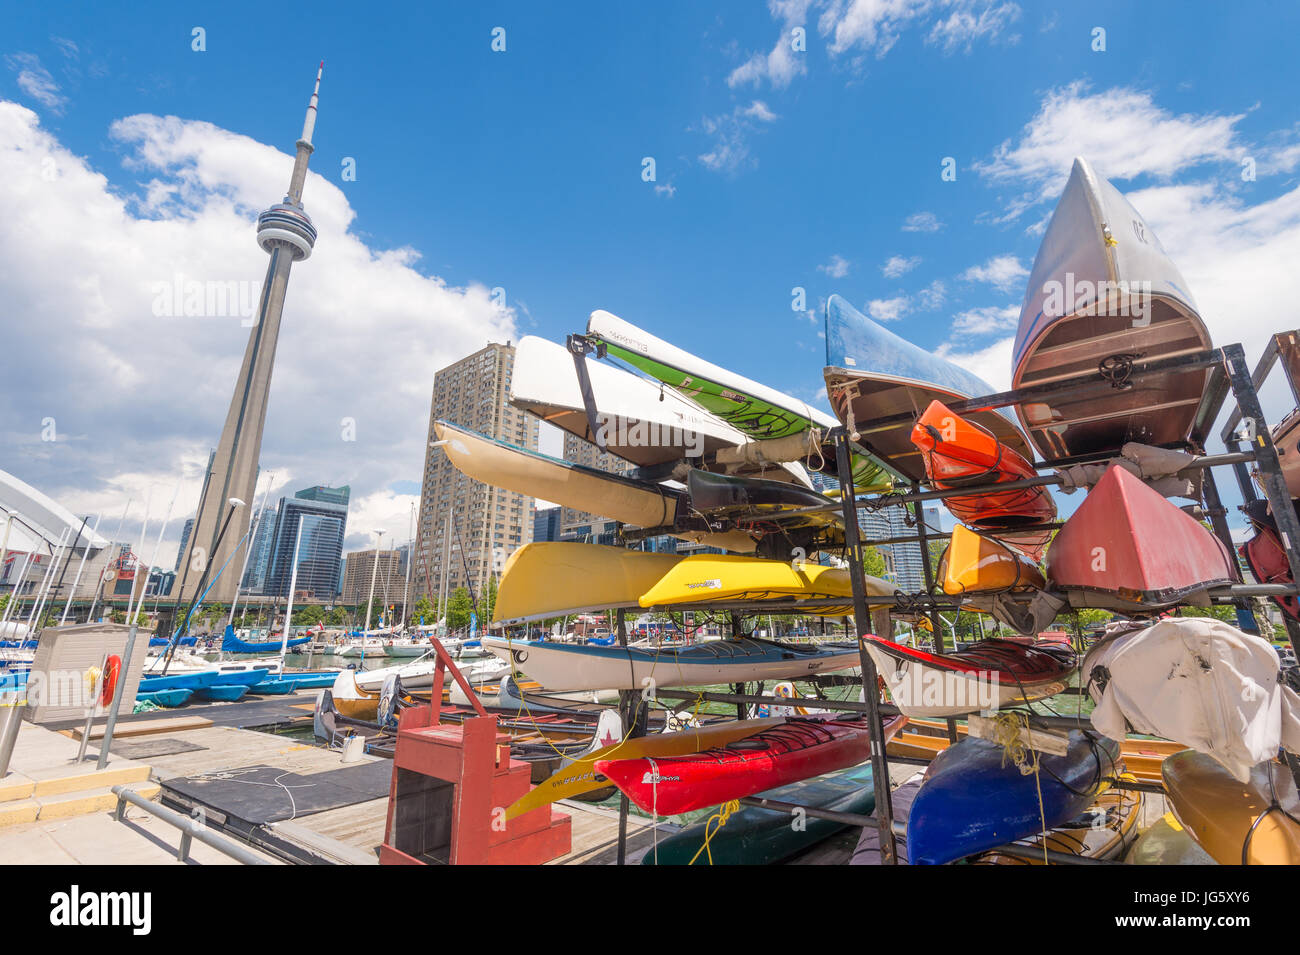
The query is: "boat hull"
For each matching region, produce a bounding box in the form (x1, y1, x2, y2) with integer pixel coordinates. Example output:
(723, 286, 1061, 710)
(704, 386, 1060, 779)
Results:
(1046, 463, 1234, 610)
(939, 524, 1046, 595)
(824, 295, 1032, 483)
(1012, 158, 1213, 459)
(906, 731, 1119, 865)
(971, 784, 1142, 864)
(597, 715, 905, 815)
(482, 636, 863, 692)
(864, 637, 1073, 718)
(1164, 751, 1300, 865)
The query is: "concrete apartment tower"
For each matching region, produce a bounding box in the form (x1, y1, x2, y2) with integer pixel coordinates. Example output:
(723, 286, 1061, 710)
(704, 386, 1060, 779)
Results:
(413, 342, 538, 607)
(176, 65, 323, 605)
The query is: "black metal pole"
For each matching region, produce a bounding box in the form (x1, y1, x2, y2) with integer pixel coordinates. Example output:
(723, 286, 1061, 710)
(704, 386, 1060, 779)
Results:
(833, 428, 897, 864)
(50, 515, 88, 627)
(1200, 466, 1259, 633)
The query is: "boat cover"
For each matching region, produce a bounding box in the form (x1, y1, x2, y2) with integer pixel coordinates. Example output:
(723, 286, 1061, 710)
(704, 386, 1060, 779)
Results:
(1085, 617, 1300, 781)
(1055, 442, 1201, 501)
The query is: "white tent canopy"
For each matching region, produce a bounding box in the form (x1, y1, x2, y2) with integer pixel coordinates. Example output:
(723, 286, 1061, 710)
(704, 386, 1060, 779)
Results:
(0, 469, 110, 559)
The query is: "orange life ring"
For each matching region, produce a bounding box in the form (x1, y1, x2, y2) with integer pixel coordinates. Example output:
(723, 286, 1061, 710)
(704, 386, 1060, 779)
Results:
(100, 654, 122, 707)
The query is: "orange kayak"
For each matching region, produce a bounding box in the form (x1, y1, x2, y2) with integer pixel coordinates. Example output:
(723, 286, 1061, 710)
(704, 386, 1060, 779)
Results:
(910, 400, 1055, 555)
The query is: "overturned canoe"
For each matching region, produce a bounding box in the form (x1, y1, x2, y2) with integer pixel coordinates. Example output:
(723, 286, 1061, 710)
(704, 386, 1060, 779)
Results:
(864, 636, 1075, 718)
(481, 636, 862, 692)
(824, 295, 1032, 483)
(1046, 463, 1234, 610)
(642, 762, 878, 865)
(910, 399, 1054, 547)
(597, 714, 906, 815)
(1164, 751, 1300, 865)
(907, 731, 1119, 865)
(492, 542, 683, 624)
(1013, 157, 1214, 459)
(1239, 500, 1300, 620)
(587, 309, 893, 491)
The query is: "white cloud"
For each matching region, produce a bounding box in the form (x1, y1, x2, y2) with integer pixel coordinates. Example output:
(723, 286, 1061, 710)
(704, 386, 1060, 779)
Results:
(0, 100, 516, 561)
(743, 100, 779, 123)
(654, 182, 676, 198)
(902, 210, 943, 232)
(961, 254, 1028, 291)
(729, 0, 814, 89)
(976, 82, 1246, 218)
(950, 304, 1019, 336)
(867, 295, 910, 322)
(819, 254, 852, 278)
(5, 53, 66, 112)
(882, 254, 920, 278)
(697, 102, 778, 174)
(927, 1, 1021, 53)
(818, 0, 931, 58)
(916, 279, 947, 310)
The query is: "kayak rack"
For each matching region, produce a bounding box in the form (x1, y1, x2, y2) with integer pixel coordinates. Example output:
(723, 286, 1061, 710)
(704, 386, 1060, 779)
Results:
(596, 334, 1300, 866)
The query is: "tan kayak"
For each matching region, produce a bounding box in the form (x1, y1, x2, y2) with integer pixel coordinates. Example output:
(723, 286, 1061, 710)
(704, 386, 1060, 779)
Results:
(1163, 751, 1300, 865)
(493, 542, 682, 624)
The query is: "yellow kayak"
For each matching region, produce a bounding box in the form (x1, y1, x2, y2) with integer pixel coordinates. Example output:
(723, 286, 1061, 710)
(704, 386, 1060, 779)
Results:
(638, 555, 892, 619)
(939, 524, 1045, 595)
(504, 717, 785, 820)
(493, 542, 683, 624)
(1164, 751, 1300, 865)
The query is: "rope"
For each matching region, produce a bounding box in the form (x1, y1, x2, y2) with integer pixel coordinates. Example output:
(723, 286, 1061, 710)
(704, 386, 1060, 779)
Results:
(987, 711, 1051, 864)
(688, 799, 742, 865)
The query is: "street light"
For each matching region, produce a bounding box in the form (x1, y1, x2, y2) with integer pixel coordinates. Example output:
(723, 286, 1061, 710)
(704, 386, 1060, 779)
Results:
(363, 528, 386, 634)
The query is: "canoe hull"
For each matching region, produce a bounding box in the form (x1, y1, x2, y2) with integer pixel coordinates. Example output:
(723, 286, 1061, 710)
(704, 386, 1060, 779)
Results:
(939, 524, 1046, 594)
(1012, 158, 1212, 459)
(1046, 463, 1234, 609)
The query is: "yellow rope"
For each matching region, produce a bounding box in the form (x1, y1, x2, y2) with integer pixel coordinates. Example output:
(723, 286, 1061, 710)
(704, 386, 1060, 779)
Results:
(988, 711, 1050, 864)
(688, 799, 742, 866)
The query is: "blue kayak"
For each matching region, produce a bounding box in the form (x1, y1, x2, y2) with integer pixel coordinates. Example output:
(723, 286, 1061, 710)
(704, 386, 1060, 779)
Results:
(906, 731, 1120, 865)
(278, 672, 339, 690)
(139, 667, 271, 693)
(136, 689, 194, 707)
(195, 684, 250, 702)
(643, 763, 877, 866)
(250, 679, 297, 695)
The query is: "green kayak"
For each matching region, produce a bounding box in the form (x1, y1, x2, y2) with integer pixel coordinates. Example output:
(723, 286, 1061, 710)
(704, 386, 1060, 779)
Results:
(641, 763, 876, 866)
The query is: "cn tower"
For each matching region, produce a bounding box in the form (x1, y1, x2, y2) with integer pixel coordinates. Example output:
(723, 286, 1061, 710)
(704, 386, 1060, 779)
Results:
(177, 64, 323, 605)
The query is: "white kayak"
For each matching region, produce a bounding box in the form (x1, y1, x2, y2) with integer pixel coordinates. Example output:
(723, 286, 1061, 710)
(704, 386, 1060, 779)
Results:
(482, 635, 861, 692)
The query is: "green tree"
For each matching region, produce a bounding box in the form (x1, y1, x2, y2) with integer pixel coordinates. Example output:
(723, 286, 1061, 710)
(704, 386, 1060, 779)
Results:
(295, 604, 325, 626)
(326, 606, 349, 626)
(411, 596, 434, 626)
(483, 576, 498, 622)
(446, 587, 473, 631)
(862, 545, 888, 579)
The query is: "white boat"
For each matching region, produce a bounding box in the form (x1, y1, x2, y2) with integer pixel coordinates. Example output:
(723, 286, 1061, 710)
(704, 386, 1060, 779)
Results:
(331, 639, 387, 658)
(482, 635, 861, 692)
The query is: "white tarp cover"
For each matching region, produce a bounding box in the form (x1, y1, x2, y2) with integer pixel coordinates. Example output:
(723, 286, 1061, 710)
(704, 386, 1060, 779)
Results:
(1056, 442, 1201, 500)
(1085, 617, 1297, 781)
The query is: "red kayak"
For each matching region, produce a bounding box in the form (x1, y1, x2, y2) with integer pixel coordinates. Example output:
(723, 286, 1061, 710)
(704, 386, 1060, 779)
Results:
(1239, 501, 1300, 620)
(594, 714, 906, 816)
(1047, 464, 1234, 610)
(910, 399, 1055, 558)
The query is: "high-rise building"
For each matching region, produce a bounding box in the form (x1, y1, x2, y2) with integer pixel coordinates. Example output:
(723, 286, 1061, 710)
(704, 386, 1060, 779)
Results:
(175, 66, 324, 605)
(173, 518, 195, 573)
(414, 342, 538, 603)
(559, 432, 632, 536)
(263, 485, 348, 600)
(859, 505, 943, 594)
(240, 503, 278, 594)
(341, 548, 403, 604)
(532, 505, 561, 544)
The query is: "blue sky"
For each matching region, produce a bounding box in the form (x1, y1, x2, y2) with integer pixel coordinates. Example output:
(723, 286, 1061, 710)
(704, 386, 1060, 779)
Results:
(4, 0, 1300, 552)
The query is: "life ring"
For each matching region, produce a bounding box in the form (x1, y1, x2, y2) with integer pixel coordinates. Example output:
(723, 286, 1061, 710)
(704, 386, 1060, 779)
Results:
(100, 654, 122, 707)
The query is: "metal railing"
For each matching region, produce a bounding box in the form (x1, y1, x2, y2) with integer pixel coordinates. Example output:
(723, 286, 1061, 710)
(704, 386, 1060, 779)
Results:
(111, 785, 273, 865)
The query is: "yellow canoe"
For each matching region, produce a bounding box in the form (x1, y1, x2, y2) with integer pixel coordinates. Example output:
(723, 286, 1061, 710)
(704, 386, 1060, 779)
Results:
(1164, 751, 1300, 865)
(493, 542, 683, 624)
(638, 555, 893, 619)
(939, 524, 1046, 595)
(504, 717, 786, 820)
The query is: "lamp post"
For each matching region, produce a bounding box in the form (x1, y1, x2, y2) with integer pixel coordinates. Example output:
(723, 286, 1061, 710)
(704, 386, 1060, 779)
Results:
(363, 529, 386, 634)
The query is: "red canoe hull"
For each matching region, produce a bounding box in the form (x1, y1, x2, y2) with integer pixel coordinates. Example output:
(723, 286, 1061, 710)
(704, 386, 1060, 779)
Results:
(1241, 524, 1300, 620)
(595, 715, 906, 816)
(1046, 464, 1234, 609)
(910, 400, 1055, 555)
